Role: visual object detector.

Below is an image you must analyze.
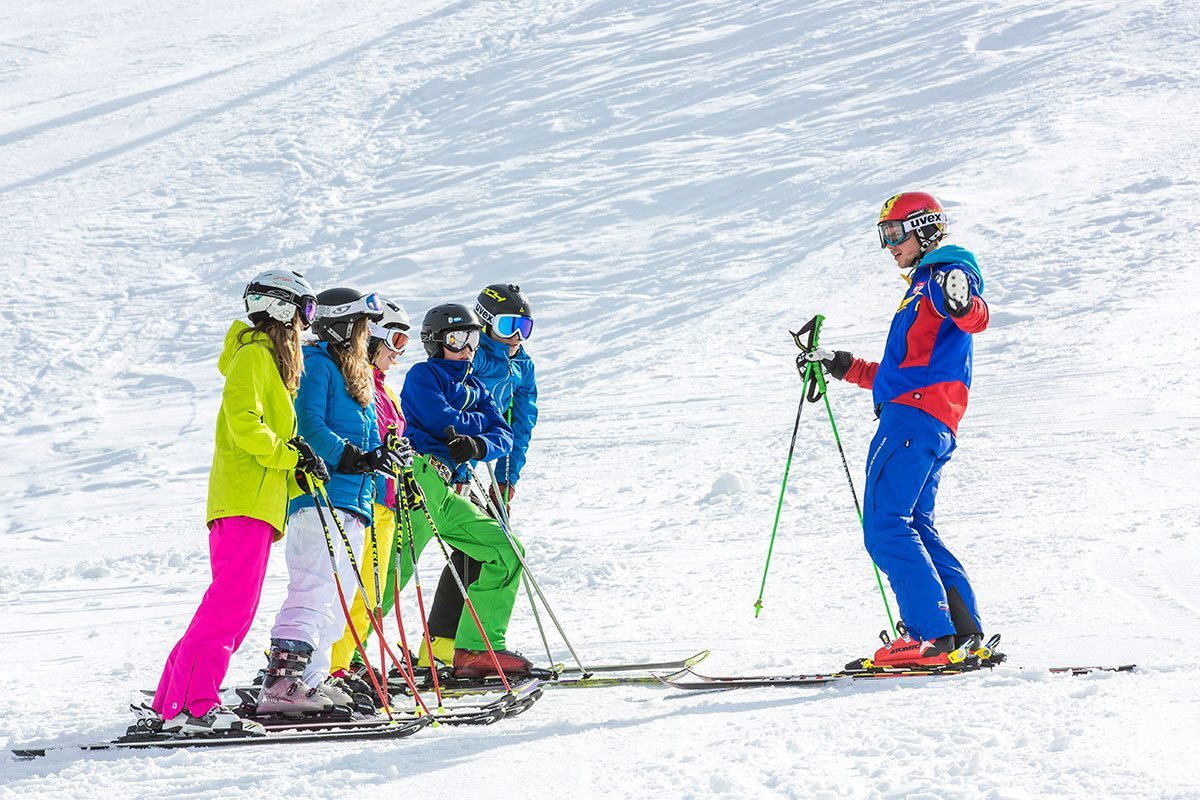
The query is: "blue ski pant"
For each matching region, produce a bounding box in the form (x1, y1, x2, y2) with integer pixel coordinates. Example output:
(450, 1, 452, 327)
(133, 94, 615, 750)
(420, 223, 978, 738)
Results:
(862, 403, 981, 641)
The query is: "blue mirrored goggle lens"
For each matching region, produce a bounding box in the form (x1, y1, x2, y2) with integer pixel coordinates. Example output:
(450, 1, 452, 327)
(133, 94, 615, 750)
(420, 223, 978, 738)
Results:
(493, 314, 533, 339)
(877, 220, 909, 248)
(300, 298, 318, 324)
(364, 293, 383, 313)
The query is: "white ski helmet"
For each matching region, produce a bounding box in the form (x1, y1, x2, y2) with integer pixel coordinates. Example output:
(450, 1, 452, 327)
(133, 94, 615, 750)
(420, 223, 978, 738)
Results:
(243, 270, 318, 328)
(368, 298, 412, 355)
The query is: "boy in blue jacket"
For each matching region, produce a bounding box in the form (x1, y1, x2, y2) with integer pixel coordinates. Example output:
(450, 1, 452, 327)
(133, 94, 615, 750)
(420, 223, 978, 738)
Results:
(398, 302, 531, 678)
(420, 284, 539, 667)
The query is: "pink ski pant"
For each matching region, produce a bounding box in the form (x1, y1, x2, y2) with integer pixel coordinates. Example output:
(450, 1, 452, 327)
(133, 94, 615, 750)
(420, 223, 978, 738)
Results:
(151, 516, 274, 718)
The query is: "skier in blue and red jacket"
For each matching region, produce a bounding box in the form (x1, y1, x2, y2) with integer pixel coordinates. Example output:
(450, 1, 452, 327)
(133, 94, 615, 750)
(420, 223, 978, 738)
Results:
(809, 191, 991, 669)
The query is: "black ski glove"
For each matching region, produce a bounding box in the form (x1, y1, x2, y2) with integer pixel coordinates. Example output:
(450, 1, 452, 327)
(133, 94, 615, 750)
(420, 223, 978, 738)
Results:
(290, 437, 329, 491)
(337, 443, 368, 474)
(935, 268, 973, 318)
(805, 348, 854, 381)
(445, 427, 487, 463)
(363, 446, 393, 474)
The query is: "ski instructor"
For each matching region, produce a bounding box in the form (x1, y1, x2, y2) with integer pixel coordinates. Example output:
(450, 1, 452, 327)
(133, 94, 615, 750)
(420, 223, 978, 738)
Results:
(808, 191, 990, 669)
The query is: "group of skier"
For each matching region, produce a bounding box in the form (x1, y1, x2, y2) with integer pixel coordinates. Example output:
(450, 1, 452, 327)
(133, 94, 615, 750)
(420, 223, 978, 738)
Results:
(141, 187, 992, 740)
(149, 278, 539, 736)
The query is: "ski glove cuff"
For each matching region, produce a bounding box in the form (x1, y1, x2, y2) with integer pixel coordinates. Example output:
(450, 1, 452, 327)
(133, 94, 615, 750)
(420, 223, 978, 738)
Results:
(807, 348, 854, 380)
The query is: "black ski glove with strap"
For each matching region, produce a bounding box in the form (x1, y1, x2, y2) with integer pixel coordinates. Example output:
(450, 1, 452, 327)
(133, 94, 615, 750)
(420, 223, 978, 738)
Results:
(339, 443, 398, 475)
(290, 437, 329, 491)
(805, 348, 854, 381)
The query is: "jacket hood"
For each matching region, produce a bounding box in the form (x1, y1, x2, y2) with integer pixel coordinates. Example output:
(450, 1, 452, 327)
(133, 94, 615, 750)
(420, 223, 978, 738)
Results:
(918, 244, 985, 292)
(218, 320, 274, 376)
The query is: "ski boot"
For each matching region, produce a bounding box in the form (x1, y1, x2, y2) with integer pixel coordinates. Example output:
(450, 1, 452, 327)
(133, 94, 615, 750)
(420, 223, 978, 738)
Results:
(845, 625, 978, 671)
(130, 702, 265, 738)
(452, 648, 534, 679)
(255, 640, 333, 715)
(418, 635, 456, 669)
(318, 675, 356, 707)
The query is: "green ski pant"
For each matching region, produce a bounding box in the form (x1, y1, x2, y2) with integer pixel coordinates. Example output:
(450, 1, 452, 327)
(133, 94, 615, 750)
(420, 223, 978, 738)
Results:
(377, 455, 523, 651)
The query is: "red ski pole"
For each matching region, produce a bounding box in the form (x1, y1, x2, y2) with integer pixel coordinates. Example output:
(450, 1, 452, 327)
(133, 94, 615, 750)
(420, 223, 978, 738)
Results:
(314, 482, 431, 715)
(393, 491, 444, 711)
(404, 465, 514, 695)
(306, 478, 394, 721)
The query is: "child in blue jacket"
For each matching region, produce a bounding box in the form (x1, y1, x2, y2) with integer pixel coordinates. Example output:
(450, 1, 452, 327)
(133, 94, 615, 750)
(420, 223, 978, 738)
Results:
(397, 302, 531, 678)
(420, 284, 539, 667)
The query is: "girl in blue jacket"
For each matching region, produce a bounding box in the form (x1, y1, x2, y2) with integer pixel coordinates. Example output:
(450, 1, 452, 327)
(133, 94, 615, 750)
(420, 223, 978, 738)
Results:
(259, 288, 394, 713)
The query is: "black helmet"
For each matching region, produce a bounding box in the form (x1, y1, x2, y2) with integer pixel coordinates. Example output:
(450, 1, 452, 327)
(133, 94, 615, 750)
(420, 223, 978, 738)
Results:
(421, 303, 483, 357)
(312, 287, 385, 345)
(476, 284, 532, 328)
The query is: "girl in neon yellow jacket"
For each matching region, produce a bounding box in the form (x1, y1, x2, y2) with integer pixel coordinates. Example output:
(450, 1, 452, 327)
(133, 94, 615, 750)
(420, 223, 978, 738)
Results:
(146, 270, 327, 737)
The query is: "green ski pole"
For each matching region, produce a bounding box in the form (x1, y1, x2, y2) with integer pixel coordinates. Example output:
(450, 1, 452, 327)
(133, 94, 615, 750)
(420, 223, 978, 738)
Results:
(811, 366, 898, 636)
(755, 315, 825, 617)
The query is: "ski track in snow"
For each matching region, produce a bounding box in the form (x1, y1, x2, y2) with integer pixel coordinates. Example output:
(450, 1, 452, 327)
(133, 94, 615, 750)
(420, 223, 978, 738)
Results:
(2, 0, 1199, 797)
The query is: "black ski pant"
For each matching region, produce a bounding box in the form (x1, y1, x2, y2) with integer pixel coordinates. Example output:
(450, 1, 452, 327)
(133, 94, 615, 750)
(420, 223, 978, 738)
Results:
(427, 550, 483, 639)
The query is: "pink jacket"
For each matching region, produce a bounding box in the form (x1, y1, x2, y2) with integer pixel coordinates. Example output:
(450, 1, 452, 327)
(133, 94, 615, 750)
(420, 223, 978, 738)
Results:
(373, 367, 406, 508)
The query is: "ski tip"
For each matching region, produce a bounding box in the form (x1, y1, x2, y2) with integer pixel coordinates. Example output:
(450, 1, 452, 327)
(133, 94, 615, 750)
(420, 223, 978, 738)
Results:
(686, 650, 712, 667)
(11, 748, 47, 760)
(1049, 664, 1137, 675)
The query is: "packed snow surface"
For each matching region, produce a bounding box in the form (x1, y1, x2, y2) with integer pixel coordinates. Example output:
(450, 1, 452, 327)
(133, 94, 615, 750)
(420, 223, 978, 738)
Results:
(2, 0, 1199, 797)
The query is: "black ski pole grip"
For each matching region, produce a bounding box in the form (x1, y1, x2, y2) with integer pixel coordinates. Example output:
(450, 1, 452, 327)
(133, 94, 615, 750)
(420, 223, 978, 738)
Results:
(806, 370, 825, 403)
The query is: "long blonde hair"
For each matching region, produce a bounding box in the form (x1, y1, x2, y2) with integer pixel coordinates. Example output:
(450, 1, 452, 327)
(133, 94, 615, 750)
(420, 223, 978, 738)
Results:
(328, 317, 373, 407)
(240, 316, 303, 393)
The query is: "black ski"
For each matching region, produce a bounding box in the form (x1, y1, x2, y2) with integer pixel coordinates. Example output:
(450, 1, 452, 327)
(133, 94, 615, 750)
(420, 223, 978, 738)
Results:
(659, 663, 1135, 691)
(12, 716, 429, 759)
(1047, 665, 1136, 675)
(228, 681, 534, 728)
(413, 651, 710, 693)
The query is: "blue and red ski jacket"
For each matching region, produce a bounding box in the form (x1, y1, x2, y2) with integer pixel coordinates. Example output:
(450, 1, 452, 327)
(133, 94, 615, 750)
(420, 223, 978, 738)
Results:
(845, 244, 989, 435)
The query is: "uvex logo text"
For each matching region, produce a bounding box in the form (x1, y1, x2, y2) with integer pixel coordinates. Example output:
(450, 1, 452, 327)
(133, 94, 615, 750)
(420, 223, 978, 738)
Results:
(908, 212, 944, 228)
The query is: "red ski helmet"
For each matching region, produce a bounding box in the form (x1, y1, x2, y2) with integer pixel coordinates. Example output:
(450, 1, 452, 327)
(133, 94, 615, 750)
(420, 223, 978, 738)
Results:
(877, 192, 948, 253)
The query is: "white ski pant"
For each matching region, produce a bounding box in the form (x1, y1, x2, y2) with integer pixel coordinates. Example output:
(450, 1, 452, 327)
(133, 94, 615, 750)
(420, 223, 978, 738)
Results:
(270, 505, 366, 686)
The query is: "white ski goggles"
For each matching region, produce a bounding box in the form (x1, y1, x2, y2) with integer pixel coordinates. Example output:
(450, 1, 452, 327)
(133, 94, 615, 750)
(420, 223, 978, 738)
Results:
(370, 322, 410, 353)
(877, 212, 946, 248)
(442, 328, 481, 352)
(317, 292, 385, 320)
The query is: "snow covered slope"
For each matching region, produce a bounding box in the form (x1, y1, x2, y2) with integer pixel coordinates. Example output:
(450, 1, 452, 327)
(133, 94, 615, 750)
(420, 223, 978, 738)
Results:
(2, 0, 1199, 796)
